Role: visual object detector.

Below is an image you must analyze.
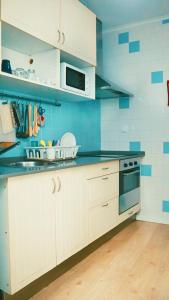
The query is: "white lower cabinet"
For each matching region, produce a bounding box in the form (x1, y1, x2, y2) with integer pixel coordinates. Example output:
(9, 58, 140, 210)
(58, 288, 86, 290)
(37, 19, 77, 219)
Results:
(0, 173, 56, 295)
(0, 161, 124, 295)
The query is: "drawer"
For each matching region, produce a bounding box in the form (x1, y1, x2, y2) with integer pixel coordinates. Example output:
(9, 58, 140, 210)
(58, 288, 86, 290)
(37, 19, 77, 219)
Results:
(84, 161, 119, 179)
(117, 203, 141, 225)
(89, 198, 118, 243)
(87, 173, 119, 208)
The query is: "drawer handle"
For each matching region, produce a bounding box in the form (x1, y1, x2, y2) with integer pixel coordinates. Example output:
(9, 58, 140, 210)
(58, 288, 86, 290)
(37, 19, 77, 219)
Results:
(102, 177, 109, 180)
(102, 167, 109, 170)
(51, 178, 56, 194)
(57, 176, 61, 192)
(102, 203, 109, 207)
(128, 211, 134, 215)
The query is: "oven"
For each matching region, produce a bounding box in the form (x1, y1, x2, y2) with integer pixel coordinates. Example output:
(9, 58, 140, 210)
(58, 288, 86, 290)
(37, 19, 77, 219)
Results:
(119, 158, 140, 214)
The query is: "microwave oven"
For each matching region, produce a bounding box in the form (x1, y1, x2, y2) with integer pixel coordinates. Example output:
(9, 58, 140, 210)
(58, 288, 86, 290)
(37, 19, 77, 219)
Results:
(60, 63, 90, 96)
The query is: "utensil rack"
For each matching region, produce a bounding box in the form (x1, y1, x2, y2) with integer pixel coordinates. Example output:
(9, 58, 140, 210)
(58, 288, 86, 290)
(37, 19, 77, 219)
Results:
(0, 92, 61, 107)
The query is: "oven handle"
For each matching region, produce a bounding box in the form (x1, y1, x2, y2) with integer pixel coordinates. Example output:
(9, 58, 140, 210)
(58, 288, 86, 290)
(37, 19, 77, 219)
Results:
(123, 170, 140, 176)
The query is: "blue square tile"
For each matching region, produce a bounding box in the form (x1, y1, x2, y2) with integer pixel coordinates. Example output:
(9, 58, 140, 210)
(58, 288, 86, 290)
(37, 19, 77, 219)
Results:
(119, 97, 130, 109)
(162, 200, 169, 212)
(118, 32, 129, 44)
(151, 71, 163, 84)
(141, 165, 152, 176)
(129, 41, 140, 53)
(129, 141, 141, 151)
(163, 142, 169, 153)
(162, 18, 169, 24)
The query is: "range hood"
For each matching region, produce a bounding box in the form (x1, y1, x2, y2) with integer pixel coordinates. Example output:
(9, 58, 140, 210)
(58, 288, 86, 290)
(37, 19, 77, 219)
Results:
(95, 19, 133, 100)
(96, 73, 133, 99)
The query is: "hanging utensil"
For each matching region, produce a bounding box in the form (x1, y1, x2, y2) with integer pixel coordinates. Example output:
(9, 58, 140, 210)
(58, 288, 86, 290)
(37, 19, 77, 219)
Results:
(11, 102, 20, 128)
(37, 104, 45, 127)
(33, 105, 39, 136)
(16, 103, 24, 137)
(28, 104, 33, 137)
(25, 104, 29, 137)
(17, 104, 29, 138)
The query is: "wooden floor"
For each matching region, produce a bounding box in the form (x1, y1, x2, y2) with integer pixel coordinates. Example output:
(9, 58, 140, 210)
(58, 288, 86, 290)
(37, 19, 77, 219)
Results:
(30, 221, 169, 300)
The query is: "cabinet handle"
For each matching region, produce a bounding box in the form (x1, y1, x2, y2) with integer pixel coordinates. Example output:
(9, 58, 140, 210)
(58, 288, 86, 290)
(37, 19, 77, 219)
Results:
(57, 30, 61, 43)
(102, 167, 109, 170)
(51, 178, 56, 194)
(102, 177, 109, 180)
(102, 203, 109, 207)
(62, 32, 65, 45)
(57, 176, 61, 192)
(128, 211, 134, 215)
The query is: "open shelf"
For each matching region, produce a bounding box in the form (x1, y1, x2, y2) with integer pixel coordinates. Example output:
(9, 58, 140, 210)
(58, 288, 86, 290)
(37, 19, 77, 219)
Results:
(0, 71, 94, 104)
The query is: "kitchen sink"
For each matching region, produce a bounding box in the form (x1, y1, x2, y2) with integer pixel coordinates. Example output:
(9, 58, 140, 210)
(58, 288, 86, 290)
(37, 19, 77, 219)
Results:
(1, 160, 55, 168)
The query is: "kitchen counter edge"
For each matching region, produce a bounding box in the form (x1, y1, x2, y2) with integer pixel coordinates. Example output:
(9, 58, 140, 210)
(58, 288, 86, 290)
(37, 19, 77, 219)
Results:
(0, 151, 145, 179)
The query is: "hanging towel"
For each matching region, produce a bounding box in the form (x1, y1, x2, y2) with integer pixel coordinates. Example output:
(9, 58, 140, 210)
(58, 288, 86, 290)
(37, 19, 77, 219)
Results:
(0, 104, 14, 134)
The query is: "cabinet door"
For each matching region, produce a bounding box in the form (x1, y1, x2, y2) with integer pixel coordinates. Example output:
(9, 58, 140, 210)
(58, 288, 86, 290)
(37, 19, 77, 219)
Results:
(55, 169, 88, 264)
(7, 173, 56, 294)
(60, 0, 96, 65)
(89, 198, 118, 243)
(1, 0, 61, 47)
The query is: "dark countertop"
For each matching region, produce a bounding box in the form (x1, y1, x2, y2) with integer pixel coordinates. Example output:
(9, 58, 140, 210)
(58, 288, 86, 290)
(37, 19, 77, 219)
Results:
(0, 150, 145, 179)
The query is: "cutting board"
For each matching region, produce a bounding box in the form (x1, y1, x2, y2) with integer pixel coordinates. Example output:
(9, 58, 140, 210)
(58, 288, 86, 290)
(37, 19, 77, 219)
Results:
(0, 104, 14, 134)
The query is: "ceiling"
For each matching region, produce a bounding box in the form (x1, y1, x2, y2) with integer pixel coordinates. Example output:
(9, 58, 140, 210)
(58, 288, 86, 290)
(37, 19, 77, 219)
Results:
(81, 0, 169, 29)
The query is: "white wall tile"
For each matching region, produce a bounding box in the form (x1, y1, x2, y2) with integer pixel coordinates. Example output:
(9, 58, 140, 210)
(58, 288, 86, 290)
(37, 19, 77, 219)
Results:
(101, 18, 169, 224)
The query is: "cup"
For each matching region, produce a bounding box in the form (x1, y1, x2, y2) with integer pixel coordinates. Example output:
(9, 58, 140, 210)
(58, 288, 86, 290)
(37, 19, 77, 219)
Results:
(31, 141, 39, 147)
(46, 148, 56, 160)
(1, 59, 12, 74)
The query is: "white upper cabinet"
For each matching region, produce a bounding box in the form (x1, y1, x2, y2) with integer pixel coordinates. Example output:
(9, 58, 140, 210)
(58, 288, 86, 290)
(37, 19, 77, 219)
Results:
(1, 0, 61, 47)
(0, 0, 96, 66)
(60, 0, 96, 66)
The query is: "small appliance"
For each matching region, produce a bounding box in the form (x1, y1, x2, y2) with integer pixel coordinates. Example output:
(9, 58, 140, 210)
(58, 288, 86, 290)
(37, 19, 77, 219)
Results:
(60, 62, 89, 96)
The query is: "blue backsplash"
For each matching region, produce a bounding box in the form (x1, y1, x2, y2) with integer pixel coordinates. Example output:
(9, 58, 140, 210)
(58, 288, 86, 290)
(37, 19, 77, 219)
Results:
(2, 100, 101, 157)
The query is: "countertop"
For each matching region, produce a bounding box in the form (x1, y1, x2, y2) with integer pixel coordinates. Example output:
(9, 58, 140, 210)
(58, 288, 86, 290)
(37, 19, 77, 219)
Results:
(0, 150, 145, 179)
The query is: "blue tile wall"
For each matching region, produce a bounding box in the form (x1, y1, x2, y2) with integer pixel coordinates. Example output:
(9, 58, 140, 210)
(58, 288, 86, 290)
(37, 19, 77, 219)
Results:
(129, 141, 141, 151)
(2, 100, 101, 157)
(141, 165, 152, 176)
(163, 142, 169, 153)
(162, 200, 169, 212)
(151, 71, 163, 84)
(162, 18, 169, 24)
(118, 32, 129, 44)
(129, 41, 140, 53)
(119, 97, 130, 109)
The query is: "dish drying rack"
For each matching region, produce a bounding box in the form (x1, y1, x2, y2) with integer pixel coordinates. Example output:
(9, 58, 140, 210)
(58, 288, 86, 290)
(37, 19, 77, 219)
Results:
(25, 145, 80, 160)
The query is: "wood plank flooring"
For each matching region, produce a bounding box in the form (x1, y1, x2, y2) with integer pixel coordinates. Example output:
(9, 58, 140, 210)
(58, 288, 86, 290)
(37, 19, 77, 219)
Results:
(30, 221, 169, 300)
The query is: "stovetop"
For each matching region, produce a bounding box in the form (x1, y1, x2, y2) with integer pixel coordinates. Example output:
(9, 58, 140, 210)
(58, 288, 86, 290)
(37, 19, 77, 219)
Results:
(78, 150, 145, 160)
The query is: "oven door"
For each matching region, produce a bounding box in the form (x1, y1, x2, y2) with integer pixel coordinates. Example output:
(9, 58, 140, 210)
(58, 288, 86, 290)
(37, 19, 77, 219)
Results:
(119, 167, 140, 214)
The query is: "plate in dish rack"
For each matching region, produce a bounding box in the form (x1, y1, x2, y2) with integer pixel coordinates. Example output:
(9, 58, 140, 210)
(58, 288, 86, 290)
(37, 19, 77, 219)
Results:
(60, 132, 76, 147)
